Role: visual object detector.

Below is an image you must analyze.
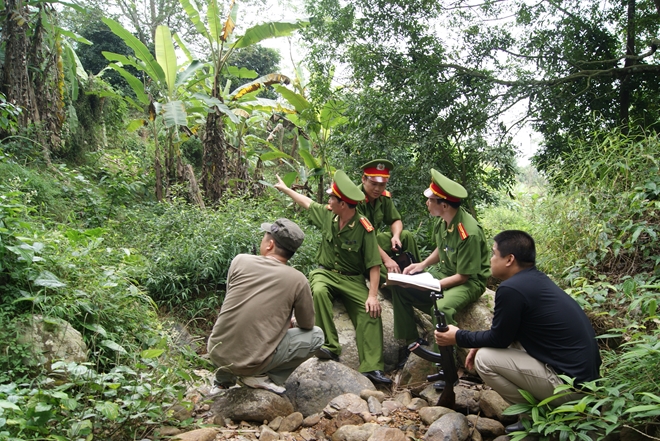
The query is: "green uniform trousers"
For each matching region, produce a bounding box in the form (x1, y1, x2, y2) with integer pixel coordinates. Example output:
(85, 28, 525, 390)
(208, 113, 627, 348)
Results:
(391, 278, 485, 344)
(377, 230, 422, 282)
(309, 269, 384, 373)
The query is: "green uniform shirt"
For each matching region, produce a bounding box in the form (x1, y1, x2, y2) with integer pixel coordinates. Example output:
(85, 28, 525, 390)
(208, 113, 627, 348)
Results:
(308, 201, 381, 275)
(356, 185, 402, 231)
(434, 207, 490, 283)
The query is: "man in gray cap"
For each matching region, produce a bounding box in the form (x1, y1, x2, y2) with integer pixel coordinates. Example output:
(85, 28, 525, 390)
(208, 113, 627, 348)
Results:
(207, 218, 324, 394)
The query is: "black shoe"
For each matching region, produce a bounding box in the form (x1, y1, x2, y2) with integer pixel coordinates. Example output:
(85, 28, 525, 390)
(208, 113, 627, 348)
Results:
(433, 379, 459, 390)
(505, 421, 527, 434)
(315, 347, 339, 361)
(362, 370, 393, 385)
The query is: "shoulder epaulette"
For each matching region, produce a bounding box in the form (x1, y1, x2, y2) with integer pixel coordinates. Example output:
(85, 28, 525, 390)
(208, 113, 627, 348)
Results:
(458, 222, 469, 240)
(382, 190, 392, 198)
(359, 217, 374, 232)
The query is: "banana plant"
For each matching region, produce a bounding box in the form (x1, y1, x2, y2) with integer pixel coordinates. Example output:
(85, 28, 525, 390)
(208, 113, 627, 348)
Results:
(178, 0, 308, 202)
(100, 18, 206, 201)
(269, 81, 348, 202)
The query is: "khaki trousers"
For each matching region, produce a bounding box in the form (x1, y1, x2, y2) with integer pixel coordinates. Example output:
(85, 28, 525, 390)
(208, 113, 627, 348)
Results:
(474, 342, 585, 405)
(215, 326, 324, 386)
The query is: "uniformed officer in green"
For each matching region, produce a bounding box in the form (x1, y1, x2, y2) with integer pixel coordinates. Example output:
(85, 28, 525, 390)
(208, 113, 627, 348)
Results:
(395, 169, 490, 346)
(274, 171, 392, 384)
(357, 159, 422, 282)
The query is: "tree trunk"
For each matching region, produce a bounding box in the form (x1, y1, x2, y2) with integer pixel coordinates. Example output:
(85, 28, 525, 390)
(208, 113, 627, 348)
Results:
(619, 0, 636, 132)
(154, 142, 163, 202)
(1, 0, 39, 128)
(184, 164, 205, 208)
(201, 111, 228, 203)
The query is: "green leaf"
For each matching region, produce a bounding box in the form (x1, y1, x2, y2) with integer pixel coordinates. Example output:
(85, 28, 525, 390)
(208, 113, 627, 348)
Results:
(102, 18, 165, 84)
(140, 349, 165, 359)
(176, 60, 206, 87)
(226, 66, 258, 79)
(0, 400, 20, 411)
(179, 0, 208, 38)
(298, 148, 320, 169)
(272, 84, 310, 113)
(162, 101, 188, 127)
(101, 340, 127, 354)
(105, 63, 150, 105)
(282, 171, 298, 186)
(127, 119, 147, 132)
(207, 0, 222, 44)
(81, 323, 108, 338)
(625, 404, 660, 413)
(155, 26, 178, 97)
(34, 271, 67, 288)
(95, 401, 119, 420)
(261, 151, 293, 161)
(233, 20, 308, 49)
(57, 27, 92, 45)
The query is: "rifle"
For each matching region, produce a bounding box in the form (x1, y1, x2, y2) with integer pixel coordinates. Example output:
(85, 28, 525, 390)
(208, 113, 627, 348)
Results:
(407, 290, 458, 409)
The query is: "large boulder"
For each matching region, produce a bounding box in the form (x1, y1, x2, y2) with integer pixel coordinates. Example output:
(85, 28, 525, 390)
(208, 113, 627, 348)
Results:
(399, 289, 495, 386)
(209, 387, 294, 423)
(332, 291, 403, 372)
(285, 358, 376, 417)
(16, 315, 87, 371)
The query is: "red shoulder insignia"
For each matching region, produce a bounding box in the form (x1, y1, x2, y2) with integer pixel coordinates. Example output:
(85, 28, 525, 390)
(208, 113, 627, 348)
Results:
(458, 222, 469, 240)
(382, 190, 392, 197)
(359, 217, 374, 232)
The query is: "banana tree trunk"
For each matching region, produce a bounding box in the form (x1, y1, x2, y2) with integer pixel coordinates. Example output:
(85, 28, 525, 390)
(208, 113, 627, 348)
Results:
(201, 111, 228, 203)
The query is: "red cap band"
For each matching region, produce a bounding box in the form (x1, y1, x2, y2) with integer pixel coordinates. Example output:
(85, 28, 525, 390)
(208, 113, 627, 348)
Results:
(332, 181, 360, 205)
(429, 181, 461, 202)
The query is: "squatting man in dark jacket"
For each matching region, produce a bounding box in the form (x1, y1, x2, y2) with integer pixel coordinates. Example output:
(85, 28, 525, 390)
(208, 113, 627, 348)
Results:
(434, 230, 601, 433)
(207, 218, 324, 394)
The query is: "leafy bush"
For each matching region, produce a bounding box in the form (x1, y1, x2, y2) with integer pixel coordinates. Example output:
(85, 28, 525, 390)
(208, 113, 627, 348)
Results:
(112, 195, 321, 323)
(504, 329, 660, 441)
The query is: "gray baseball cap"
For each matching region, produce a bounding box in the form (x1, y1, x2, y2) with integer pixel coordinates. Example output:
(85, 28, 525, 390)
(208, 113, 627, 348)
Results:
(260, 218, 305, 253)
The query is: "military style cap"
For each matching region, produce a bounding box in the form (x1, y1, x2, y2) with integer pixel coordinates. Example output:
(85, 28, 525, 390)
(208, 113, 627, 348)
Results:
(261, 218, 305, 253)
(423, 169, 468, 202)
(361, 159, 394, 183)
(326, 170, 365, 204)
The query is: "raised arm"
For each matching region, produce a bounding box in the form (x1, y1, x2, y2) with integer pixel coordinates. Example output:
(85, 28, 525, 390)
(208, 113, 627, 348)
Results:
(274, 174, 313, 209)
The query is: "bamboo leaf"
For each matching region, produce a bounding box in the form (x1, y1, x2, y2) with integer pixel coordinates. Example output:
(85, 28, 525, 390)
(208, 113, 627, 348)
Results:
(155, 25, 178, 97)
(34, 271, 67, 288)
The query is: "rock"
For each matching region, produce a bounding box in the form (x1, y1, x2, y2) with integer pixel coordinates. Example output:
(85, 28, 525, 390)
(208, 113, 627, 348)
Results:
(408, 397, 429, 411)
(454, 290, 495, 369)
(360, 390, 386, 403)
(269, 415, 283, 431)
(393, 390, 412, 406)
(479, 390, 517, 424)
(332, 292, 401, 371)
(155, 426, 182, 436)
(368, 426, 407, 441)
(285, 358, 375, 417)
(420, 385, 481, 413)
(425, 412, 470, 441)
(331, 423, 379, 441)
(16, 315, 87, 371)
(171, 428, 217, 441)
(170, 404, 193, 421)
(418, 407, 456, 426)
(260, 425, 281, 441)
(469, 426, 483, 441)
(324, 394, 370, 418)
(466, 415, 506, 438)
(381, 400, 404, 415)
(279, 411, 304, 432)
(209, 387, 294, 423)
(367, 396, 382, 414)
(303, 413, 322, 427)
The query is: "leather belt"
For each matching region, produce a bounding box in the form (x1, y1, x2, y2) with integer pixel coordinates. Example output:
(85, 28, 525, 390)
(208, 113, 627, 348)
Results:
(318, 265, 359, 276)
